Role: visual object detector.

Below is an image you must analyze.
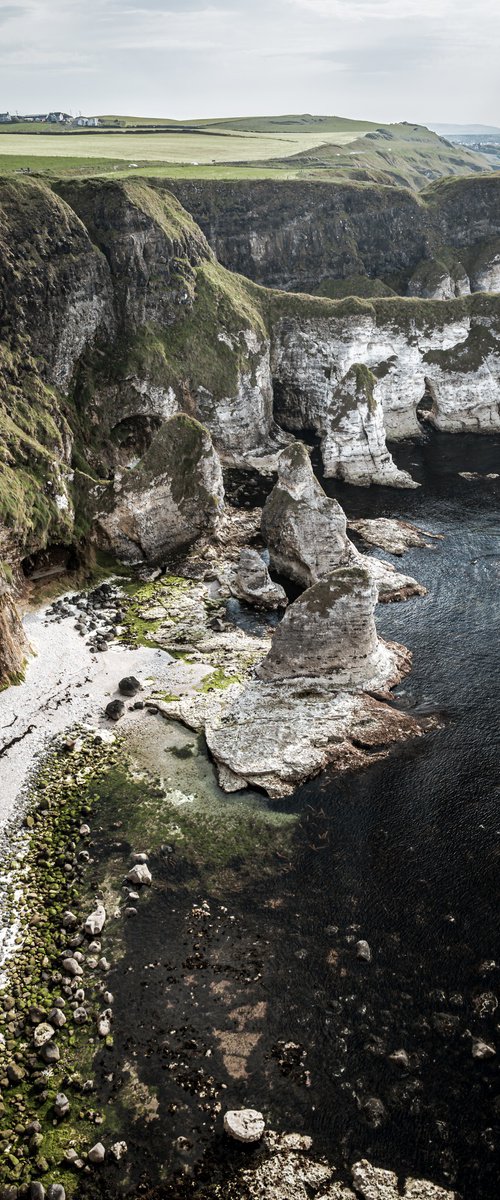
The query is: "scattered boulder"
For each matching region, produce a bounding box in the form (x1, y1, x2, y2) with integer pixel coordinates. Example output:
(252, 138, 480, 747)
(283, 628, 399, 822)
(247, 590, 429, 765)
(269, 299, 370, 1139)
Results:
(40, 1040, 60, 1064)
(118, 675, 142, 696)
(62, 956, 83, 977)
(126, 863, 152, 887)
(110, 1141, 128, 1161)
(33, 1022, 55, 1048)
(231, 547, 288, 610)
(54, 1092, 70, 1118)
(96, 414, 224, 565)
(224, 1108, 265, 1143)
(356, 939, 372, 963)
(46, 1188, 66, 1200)
(88, 1142, 106, 1164)
(30, 1185, 45, 1200)
(84, 904, 106, 937)
(105, 699, 125, 722)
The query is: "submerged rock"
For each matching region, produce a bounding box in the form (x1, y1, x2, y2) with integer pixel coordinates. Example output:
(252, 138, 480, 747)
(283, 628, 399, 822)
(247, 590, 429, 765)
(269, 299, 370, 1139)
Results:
(348, 517, 442, 556)
(96, 414, 224, 565)
(231, 547, 288, 609)
(224, 1108, 265, 1143)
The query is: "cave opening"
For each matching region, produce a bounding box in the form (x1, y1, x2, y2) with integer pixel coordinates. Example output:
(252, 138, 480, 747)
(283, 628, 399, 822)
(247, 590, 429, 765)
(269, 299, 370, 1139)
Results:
(21, 543, 83, 582)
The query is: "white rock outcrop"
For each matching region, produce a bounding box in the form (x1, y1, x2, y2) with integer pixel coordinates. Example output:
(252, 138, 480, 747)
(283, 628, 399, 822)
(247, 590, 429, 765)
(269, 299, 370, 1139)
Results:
(230, 547, 288, 609)
(261, 443, 425, 602)
(256, 567, 401, 690)
(272, 307, 500, 472)
(261, 442, 350, 586)
(202, 567, 418, 798)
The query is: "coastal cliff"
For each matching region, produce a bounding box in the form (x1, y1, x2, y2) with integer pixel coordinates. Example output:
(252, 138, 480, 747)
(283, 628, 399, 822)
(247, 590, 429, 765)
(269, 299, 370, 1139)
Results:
(168, 174, 500, 297)
(1, 174, 500, 681)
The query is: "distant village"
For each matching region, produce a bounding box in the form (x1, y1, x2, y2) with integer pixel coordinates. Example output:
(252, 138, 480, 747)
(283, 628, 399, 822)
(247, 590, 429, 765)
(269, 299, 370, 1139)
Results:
(0, 111, 99, 127)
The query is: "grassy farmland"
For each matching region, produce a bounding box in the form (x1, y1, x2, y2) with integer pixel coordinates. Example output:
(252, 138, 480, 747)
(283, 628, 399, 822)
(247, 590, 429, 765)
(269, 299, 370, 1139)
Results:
(0, 113, 490, 188)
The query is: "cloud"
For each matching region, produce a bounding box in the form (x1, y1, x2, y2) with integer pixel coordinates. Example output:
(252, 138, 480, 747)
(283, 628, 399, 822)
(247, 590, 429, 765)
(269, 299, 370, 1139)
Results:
(0, 0, 498, 124)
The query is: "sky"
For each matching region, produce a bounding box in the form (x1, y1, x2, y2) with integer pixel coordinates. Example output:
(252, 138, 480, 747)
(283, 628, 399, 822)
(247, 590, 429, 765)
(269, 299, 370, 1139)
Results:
(0, 0, 499, 125)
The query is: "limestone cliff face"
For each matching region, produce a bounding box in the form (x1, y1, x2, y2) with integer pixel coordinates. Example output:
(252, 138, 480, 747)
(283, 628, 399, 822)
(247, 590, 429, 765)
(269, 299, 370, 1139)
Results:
(271, 296, 500, 463)
(1, 176, 500, 681)
(168, 175, 500, 297)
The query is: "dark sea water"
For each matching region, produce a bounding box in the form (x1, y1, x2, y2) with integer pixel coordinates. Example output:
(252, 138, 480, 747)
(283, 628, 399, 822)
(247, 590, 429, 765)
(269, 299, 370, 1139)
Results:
(90, 431, 500, 1199)
(260, 431, 500, 1197)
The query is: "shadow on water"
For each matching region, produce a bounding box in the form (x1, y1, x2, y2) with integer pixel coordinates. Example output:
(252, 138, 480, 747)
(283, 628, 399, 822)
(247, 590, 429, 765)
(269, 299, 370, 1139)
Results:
(83, 430, 500, 1198)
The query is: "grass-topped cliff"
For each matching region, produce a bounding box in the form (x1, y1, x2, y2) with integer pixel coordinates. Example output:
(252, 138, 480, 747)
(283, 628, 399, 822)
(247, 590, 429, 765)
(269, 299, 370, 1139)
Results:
(1, 173, 500, 682)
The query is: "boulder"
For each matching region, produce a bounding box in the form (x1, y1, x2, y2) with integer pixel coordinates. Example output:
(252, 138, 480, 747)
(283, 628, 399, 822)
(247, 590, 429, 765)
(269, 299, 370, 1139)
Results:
(224, 1108, 265, 1143)
(84, 904, 106, 937)
(105, 699, 125, 722)
(231, 548, 288, 609)
(118, 675, 142, 696)
(88, 1142, 106, 1164)
(96, 414, 224, 565)
(126, 863, 152, 887)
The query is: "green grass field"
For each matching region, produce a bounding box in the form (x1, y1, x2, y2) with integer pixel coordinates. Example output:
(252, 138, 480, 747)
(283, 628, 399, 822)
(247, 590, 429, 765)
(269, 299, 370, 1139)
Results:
(0, 128, 367, 164)
(0, 114, 490, 189)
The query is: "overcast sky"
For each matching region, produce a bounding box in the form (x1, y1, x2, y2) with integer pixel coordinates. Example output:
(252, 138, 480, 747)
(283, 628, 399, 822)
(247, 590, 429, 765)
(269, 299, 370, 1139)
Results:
(0, 0, 499, 125)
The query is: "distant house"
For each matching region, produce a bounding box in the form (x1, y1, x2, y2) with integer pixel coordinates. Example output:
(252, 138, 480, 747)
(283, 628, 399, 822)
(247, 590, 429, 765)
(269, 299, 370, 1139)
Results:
(73, 116, 100, 128)
(0, 113, 12, 123)
(47, 111, 71, 124)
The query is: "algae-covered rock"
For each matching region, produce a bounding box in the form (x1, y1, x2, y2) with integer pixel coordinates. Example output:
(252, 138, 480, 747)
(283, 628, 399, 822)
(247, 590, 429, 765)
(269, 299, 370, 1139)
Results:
(96, 414, 224, 564)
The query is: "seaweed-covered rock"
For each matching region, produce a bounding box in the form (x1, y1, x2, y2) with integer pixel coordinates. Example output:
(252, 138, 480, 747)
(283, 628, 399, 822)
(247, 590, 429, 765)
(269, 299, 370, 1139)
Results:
(96, 414, 224, 564)
(231, 548, 288, 609)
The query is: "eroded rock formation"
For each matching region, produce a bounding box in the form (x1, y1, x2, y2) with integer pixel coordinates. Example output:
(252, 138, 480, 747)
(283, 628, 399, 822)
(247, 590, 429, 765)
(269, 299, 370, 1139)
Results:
(261, 441, 349, 586)
(256, 567, 405, 689)
(96, 414, 224, 564)
(261, 443, 425, 602)
(1, 175, 499, 679)
(202, 567, 417, 798)
(230, 548, 287, 609)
